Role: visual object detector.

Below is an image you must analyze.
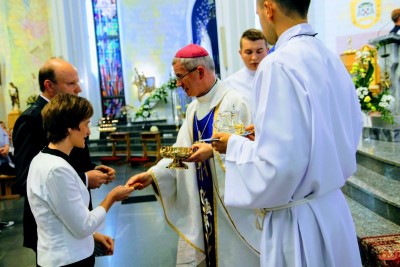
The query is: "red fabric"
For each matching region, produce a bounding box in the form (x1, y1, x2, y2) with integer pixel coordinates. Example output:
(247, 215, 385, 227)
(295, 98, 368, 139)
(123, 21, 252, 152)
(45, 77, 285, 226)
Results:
(360, 234, 400, 267)
(175, 44, 209, 58)
(99, 156, 122, 162)
(128, 157, 150, 164)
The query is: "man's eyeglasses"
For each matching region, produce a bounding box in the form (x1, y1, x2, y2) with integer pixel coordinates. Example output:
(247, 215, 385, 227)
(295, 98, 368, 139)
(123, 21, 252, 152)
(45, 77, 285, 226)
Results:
(176, 67, 198, 81)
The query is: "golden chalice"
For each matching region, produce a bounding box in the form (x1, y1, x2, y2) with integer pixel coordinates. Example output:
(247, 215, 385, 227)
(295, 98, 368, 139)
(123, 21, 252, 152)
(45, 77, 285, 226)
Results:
(159, 146, 193, 169)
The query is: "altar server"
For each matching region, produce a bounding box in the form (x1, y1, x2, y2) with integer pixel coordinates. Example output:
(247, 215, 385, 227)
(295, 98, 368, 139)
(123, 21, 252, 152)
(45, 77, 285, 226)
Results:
(212, 0, 363, 266)
(223, 28, 269, 110)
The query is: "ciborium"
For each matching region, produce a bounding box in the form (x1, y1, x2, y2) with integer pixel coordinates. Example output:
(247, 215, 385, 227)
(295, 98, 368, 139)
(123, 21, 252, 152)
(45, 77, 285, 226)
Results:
(214, 111, 245, 135)
(160, 146, 193, 169)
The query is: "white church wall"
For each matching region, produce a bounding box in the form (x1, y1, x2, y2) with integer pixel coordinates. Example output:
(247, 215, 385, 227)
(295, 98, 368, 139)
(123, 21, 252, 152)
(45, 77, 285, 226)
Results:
(48, 0, 103, 125)
(49, 0, 400, 125)
(118, 0, 190, 123)
(317, 0, 398, 54)
(215, 0, 256, 79)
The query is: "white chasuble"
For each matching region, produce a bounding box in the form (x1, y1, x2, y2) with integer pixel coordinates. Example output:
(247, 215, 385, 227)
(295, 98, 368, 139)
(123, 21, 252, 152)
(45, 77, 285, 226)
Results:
(149, 81, 260, 266)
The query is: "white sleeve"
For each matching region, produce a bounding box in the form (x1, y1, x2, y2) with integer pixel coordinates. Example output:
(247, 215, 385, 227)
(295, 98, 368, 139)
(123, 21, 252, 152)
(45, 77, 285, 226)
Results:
(46, 166, 106, 238)
(224, 63, 311, 209)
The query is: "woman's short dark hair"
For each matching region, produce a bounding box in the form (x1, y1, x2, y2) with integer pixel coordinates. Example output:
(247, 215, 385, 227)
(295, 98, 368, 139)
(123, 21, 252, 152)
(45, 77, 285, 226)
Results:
(41, 94, 93, 143)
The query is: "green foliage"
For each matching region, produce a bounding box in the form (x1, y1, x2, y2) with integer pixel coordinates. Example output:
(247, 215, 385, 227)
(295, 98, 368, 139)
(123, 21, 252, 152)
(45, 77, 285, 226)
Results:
(26, 94, 39, 106)
(134, 77, 178, 120)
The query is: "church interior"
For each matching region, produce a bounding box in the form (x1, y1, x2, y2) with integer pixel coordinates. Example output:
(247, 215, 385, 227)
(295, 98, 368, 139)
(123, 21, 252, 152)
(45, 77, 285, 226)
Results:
(1, 0, 400, 266)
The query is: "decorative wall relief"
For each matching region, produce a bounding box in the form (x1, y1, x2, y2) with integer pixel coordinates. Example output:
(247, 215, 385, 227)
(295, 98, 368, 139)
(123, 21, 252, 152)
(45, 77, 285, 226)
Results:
(350, 0, 381, 29)
(133, 68, 155, 101)
(5, 0, 52, 111)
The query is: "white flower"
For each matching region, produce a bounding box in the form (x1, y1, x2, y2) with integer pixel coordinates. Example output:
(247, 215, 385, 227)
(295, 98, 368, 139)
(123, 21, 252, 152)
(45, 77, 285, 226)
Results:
(356, 87, 369, 98)
(362, 51, 370, 58)
(379, 94, 395, 111)
(355, 50, 371, 60)
(382, 95, 395, 103)
(379, 102, 389, 108)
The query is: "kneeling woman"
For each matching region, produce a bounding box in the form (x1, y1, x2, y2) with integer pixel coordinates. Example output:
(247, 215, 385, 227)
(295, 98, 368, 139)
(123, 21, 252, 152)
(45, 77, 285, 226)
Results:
(27, 94, 135, 267)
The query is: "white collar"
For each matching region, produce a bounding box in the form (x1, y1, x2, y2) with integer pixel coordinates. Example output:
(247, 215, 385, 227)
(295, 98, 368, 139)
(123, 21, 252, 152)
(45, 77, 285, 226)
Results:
(40, 94, 50, 102)
(197, 79, 218, 104)
(274, 23, 316, 51)
(244, 67, 256, 77)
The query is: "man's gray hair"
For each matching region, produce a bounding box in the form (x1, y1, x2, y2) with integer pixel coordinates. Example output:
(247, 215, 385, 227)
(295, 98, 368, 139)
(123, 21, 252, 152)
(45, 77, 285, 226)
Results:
(172, 56, 215, 72)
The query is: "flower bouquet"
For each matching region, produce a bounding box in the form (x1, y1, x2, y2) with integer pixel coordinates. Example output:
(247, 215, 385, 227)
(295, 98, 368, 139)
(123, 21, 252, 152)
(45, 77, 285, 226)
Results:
(351, 45, 394, 124)
(120, 105, 136, 126)
(134, 104, 152, 120)
(134, 76, 178, 120)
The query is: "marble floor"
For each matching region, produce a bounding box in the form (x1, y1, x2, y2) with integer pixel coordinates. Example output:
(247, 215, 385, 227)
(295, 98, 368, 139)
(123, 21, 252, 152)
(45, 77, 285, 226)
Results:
(0, 162, 179, 267)
(358, 135, 400, 164)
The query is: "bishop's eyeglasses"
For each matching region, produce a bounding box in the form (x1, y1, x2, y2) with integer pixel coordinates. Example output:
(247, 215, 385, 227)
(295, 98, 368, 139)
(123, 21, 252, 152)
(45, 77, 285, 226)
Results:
(176, 66, 198, 81)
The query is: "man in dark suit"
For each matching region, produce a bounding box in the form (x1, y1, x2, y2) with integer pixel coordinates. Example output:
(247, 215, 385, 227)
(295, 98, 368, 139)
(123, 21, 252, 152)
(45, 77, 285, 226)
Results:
(13, 58, 116, 255)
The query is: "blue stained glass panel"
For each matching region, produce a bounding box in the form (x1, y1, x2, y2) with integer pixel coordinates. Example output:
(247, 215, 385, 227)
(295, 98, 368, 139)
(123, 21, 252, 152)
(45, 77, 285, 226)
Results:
(92, 0, 125, 118)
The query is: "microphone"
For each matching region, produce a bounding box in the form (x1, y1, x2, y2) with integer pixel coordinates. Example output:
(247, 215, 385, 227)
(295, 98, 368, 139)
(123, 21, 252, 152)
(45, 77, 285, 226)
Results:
(377, 21, 392, 37)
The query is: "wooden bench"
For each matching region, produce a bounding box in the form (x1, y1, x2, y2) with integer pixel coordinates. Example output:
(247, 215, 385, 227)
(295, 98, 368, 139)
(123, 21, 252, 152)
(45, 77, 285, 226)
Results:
(128, 131, 162, 168)
(110, 132, 131, 162)
(100, 132, 131, 164)
(140, 132, 161, 168)
(0, 174, 20, 200)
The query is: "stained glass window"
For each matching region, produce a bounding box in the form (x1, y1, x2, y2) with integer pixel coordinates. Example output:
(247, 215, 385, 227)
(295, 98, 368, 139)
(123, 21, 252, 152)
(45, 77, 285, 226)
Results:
(92, 0, 125, 118)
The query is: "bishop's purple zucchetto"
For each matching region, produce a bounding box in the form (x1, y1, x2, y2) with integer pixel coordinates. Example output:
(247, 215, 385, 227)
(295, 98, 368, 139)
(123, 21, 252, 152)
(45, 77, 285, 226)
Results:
(175, 44, 209, 58)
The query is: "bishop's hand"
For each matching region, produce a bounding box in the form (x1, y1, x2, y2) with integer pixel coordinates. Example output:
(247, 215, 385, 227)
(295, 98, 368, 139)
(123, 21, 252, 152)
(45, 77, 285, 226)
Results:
(211, 132, 232, 154)
(125, 172, 151, 190)
(186, 142, 214, 162)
